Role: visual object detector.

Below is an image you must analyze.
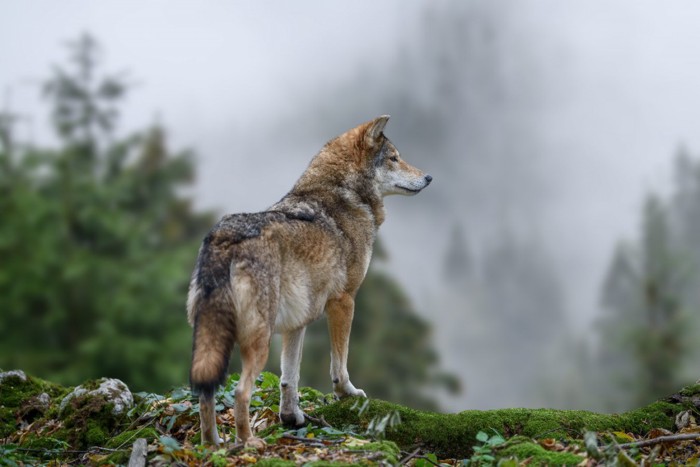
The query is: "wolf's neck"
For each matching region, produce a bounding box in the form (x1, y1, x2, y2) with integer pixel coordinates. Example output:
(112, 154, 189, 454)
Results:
(284, 185, 384, 230)
(354, 188, 385, 227)
(335, 185, 385, 229)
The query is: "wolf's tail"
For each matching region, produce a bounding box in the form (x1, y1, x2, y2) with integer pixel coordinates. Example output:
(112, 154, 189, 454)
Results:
(189, 228, 238, 397)
(190, 291, 237, 397)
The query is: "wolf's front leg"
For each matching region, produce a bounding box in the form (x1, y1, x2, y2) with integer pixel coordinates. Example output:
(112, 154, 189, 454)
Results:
(279, 327, 306, 427)
(327, 294, 366, 399)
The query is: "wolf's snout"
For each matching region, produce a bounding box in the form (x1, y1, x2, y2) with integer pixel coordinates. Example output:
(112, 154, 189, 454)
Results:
(424, 174, 433, 185)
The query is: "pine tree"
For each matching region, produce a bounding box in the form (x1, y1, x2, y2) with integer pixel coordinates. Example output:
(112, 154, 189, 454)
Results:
(476, 231, 568, 407)
(0, 34, 214, 392)
(668, 149, 700, 381)
(598, 194, 688, 408)
(442, 222, 472, 287)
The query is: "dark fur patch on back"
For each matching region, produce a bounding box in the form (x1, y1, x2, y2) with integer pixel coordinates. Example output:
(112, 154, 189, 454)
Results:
(196, 209, 316, 298)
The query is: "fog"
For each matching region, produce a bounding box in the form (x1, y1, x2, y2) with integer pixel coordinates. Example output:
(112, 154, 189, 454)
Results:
(4, 1, 700, 411)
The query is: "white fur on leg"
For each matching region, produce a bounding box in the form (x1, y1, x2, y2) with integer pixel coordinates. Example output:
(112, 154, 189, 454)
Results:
(279, 328, 307, 426)
(333, 380, 366, 399)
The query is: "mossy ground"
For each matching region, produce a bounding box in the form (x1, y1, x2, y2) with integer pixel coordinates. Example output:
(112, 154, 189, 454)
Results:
(499, 439, 584, 466)
(1, 370, 696, 465)
(315, 394, 688, 459)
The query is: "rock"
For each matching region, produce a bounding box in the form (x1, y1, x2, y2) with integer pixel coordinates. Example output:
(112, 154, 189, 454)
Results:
(675, 410, 691, 430)
(0, 370, 27, 384)
(19, 392, 52, 423)
(60, 378, 134, 416)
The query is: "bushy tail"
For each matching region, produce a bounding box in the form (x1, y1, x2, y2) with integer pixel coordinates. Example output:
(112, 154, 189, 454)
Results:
(190, 291, 236, 397)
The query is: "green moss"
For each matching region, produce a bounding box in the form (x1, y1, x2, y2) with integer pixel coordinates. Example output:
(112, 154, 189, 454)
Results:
(58, 392, 124, 449)
(359, 440, 400, 464)
(679, 384, 700, 397)
(105, 450, 131, 465)
(621, 401, 677, 432)
(499, 440, 584, 466)
(0, 406, 15, 438)
(20, 435, 68, 451)
(315, 396, 684, 459)
(0, 373, 72, 450)
(106, 426, 159, 449)
(256, 460, 297, 467)
(80, 378, 103, 391)
(84, 420, 108, 446)
(304, 462, 360, 467)
(0, 374, 68, 409)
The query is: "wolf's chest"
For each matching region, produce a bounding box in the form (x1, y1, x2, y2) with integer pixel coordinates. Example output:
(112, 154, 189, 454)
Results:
(273, 265, 344, 333)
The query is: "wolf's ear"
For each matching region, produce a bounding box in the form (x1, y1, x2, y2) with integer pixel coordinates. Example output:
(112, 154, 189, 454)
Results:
(365, 115, 390, 147)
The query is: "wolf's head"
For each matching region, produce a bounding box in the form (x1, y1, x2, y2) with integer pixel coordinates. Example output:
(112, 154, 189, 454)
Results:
(303, 115, 432, 198)
(360, 115, 432, 197)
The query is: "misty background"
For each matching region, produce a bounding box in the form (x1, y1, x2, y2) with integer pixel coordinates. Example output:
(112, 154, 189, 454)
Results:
(2, 1, 700, 413)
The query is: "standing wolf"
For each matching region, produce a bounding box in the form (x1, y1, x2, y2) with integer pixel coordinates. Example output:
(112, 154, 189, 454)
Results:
(187, 115, 432, 448)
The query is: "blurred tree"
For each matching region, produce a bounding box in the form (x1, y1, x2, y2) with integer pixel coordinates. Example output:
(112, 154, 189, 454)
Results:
(442, 222, 472, 287)
(477, 231, 569, 407)
(598, 194, 688, 408)
(669, 149, 700, 382)
(0, 34, 214, 392)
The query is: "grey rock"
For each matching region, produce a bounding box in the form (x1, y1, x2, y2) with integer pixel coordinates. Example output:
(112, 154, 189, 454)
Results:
(60, 378, 134, 416)
(0, 370, 27, 383)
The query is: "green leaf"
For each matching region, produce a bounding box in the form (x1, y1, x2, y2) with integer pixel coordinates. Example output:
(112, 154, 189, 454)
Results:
(414, 453, 439, 467)
(165, 415, 177, 433)
(476, 431, 489, 443)
(170, 387, 190, 401)
(159, 435, 181, 453)
(171, 403, 190, 413)
(258, 372, 279, 390)
(488, 434, 505, 446)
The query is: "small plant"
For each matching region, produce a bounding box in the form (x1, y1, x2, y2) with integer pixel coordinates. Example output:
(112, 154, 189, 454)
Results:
(350, 398, 401, 439)
(464, 429, 506, 466)
(366, 410, 401, 439)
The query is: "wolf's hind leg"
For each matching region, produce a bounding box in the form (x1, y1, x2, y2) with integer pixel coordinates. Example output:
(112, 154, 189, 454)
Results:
(327, 294, 366, 399)
(199, 391, 223, 445)
(234, 326, 271, 450)
(279, 327, 306, 427)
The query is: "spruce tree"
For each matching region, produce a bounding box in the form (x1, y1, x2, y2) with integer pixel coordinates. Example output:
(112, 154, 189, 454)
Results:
(0, 34, 213, 392)
(598, 194, 687, 407)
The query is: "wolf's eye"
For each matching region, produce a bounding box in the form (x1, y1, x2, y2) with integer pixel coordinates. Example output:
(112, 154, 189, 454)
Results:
(389, 156, 399, 162)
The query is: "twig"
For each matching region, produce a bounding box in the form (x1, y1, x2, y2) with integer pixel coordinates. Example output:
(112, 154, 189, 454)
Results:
(282, 434, 322, 443)
(304, 413, 332, 428)
(618, 433, 700, 449)
(343, 449, 389, 461)
(14, 446, 128, 455)
(399, 447, 422, 465)
(93, 446, 128, 453)
(282, 433, 326, 447)
(366, 452, 386, 461)
(15, 448, 89, 455)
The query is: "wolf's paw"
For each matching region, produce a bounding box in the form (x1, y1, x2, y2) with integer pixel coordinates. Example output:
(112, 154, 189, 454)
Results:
(280, 407, 306, 427)
(202, 431, 224, 446)
(244, 436, 267, 452)
(333, 381, 367, 399)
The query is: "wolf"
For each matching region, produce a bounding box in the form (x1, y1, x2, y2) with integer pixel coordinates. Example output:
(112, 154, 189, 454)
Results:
(187, 115, 432, 448)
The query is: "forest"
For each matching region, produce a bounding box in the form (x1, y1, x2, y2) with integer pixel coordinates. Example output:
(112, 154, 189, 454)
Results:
(3, 2, 700, 465)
